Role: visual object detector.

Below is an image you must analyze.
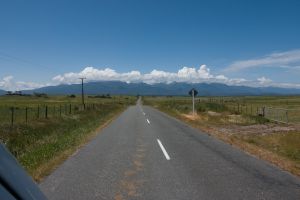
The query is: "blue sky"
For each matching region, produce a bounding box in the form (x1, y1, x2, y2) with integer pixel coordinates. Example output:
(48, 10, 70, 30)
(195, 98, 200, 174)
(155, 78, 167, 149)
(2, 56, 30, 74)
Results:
(0, 0, 300, 90)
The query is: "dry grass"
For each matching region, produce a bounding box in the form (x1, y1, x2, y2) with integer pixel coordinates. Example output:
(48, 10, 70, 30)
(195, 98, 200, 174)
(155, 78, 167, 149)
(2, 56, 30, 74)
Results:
(144, 96, 300, 177)
(178, 113, 300, 176)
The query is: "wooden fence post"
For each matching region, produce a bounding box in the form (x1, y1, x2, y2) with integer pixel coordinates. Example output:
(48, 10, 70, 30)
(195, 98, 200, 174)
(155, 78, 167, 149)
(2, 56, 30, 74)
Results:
(25, 107, 28, 124)
(45, 106, 48, 119)
(11, 107, 14, 127)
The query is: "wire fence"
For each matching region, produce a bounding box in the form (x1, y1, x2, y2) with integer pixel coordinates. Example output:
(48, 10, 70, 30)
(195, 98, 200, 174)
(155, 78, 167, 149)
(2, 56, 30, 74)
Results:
(194, 97, 300, 124)
(0, 103, 99, 127)
(220, 103, 300, 124)
(258, 107, 300, 124)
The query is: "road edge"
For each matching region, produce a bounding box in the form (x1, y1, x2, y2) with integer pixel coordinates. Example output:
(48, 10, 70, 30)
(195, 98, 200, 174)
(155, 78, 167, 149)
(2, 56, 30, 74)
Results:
(34, 106, 128, 182)
(146, 105, 300, 178)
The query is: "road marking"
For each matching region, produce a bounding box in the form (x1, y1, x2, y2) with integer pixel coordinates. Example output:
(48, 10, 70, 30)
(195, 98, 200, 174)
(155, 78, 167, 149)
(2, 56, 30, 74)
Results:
(157, 139, 171, 160)
(146, 119, 150, 124)
(143, 112, 146, 115)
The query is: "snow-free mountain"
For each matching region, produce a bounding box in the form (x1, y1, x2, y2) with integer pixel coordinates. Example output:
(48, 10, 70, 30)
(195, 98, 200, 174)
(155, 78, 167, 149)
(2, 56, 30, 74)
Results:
(0, 89, 6, 95)
(16, 81, 300, 96)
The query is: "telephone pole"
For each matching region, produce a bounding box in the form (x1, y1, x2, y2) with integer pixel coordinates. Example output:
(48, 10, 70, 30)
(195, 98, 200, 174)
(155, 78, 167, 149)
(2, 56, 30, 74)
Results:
(79, 78, 86, 109)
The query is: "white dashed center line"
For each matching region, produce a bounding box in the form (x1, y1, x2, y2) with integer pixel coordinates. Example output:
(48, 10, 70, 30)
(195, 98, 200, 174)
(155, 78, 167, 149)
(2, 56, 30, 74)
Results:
(146, 119, 150, 124)
(157, 139, 171, 160)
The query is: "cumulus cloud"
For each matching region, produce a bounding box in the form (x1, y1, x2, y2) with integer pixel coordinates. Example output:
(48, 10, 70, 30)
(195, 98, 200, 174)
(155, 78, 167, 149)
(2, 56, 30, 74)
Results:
(50, 65, 300, 89)
(257, 76, 272, 85)
(53, 67, 143, 84)
(225, 49, 300, 72)
(0, 76, 45, 91)
(1, 64, 300, 91)
(52, 65, 221, 85)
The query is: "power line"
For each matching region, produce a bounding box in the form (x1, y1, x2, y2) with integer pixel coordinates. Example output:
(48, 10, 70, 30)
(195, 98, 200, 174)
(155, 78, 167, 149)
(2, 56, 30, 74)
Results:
(0, 51, 48, 68)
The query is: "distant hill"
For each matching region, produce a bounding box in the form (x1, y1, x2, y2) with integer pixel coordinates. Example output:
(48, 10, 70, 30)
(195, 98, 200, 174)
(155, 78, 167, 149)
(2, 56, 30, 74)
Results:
(21, 81, 300, 96)
(0, 89, 6, 95)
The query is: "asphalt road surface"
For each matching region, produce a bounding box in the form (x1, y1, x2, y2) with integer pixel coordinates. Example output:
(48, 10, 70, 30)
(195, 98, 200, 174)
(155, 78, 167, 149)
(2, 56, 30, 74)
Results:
(40, 101, 300, 200)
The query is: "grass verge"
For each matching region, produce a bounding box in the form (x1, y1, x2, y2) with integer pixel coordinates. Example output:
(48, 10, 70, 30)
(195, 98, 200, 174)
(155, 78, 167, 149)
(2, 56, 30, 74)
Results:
(0, 103, 128, 182)
(144, 97, 300, 177)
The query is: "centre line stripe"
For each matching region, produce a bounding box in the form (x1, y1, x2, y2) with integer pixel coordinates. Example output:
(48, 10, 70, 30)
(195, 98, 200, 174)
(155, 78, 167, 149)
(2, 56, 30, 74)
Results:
(157, 139, 171, 160)
(147, 119, 150, 124)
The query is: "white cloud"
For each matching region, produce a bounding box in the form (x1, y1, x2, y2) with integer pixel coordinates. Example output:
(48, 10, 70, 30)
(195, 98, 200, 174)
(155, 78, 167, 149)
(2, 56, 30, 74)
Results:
(0, 76, 45, 91)
(257, 76, 272, 85)
(215, 75, 228, 81)
(52, 65, 219, 85)
(50, 65, 300, 89)
(225, 49, 300, 72)
(53, 67, 144, 84)
(1, 64, 300, 91)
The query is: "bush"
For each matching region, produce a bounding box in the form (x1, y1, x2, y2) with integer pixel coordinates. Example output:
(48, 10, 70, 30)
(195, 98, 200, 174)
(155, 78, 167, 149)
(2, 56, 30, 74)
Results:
(248, 115, 269, 124)
(196, 102, 228, 113)
(33, 93, 48, 98)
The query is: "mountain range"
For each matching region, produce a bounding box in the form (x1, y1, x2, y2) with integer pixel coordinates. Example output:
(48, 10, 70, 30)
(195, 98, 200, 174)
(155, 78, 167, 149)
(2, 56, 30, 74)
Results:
(0, 89, 6, 95)
(11, 81, 300, 96)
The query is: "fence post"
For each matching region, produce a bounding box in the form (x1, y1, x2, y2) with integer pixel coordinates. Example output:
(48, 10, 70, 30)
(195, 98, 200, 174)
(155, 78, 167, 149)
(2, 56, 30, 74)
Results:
(37, 106, 40, 119)
(286, 110, 289, 123)
(59, 105, 62, 116)
(25, 107, 28, 124)
(11, 107, 14, 127)
(45, 106, 48, 119)
(69, 104, 72, 114)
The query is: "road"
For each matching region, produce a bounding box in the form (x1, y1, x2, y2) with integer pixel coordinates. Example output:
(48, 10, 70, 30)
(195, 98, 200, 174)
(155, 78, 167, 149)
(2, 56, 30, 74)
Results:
(40, 101, 300, 200)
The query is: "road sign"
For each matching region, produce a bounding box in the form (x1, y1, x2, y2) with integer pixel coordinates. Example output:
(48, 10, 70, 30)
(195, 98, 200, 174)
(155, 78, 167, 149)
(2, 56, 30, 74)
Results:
(189, 88, 198, 96)
(189, 88, 198, 115)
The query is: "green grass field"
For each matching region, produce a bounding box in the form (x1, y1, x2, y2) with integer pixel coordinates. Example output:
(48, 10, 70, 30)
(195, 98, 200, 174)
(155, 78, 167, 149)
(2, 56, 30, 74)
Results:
(0, 95, 135, 124)
(144, 96, 300, 176)
(144, 96, 300, 123)
(0, 95, 136, 181)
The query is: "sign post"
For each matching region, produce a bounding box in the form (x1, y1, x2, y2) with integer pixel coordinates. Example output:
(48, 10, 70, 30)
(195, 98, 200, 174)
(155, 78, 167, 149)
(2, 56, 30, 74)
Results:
(189, 88, 198, 115)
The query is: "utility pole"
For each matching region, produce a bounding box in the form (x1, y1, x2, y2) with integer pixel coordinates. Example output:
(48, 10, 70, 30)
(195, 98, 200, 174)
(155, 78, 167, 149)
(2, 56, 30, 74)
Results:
(79, 78, 86, 109)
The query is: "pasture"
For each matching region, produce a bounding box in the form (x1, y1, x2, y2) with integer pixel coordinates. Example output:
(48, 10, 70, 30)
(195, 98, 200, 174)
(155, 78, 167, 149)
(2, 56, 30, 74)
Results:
(144, 95, 300, 176)
(0, 95, 136, 181)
